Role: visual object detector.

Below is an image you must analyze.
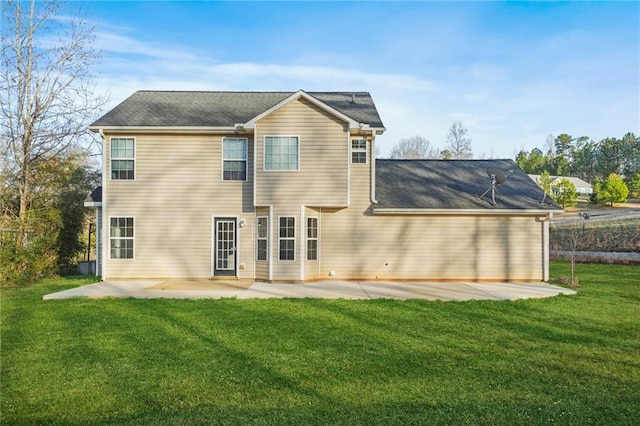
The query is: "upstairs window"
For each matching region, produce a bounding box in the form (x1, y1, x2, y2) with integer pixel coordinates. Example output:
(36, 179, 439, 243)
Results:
(223, 138, 248, 181)
(111, 138, 135, 180)
(351, 139, 367, 164)
(265, 136, 299, 171)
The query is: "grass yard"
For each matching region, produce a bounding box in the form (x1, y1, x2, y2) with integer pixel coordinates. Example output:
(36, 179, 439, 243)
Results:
(1, 262, 639, 425)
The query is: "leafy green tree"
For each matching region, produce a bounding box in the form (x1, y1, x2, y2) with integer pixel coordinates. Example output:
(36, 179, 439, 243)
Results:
(535, 170, 554, 196)
(515, 148, 547, 174)
(598, 173, 629, 206)
(553, 178, 578, 209)
(625, 173, 640, 199)
(440, 149, 452, 160)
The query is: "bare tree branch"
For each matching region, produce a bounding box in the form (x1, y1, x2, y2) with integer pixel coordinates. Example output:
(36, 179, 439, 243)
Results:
(390, 136, 439, 159)
(1, 0, 108, 244)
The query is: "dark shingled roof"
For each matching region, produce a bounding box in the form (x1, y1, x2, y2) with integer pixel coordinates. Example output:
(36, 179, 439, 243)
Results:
(91, 91, 384, 128)
(85, 186, 102, 203)
(375, 159, 560, 211)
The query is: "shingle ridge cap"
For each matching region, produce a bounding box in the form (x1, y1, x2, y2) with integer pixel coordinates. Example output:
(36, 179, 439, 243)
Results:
(133, 90, 371, 95)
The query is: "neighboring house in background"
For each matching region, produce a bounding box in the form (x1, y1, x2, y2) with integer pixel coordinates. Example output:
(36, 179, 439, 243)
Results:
(86, 90, 560, 283)
(529, 174, 593, 196)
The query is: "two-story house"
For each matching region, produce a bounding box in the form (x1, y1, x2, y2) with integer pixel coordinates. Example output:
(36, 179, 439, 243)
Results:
(86, 90, 560, 283)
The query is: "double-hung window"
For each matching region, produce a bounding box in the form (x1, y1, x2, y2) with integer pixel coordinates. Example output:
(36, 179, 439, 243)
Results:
(279, 217, 295, 261)
(223, 138, 248, 181)
(306, 217, 318, 261)
(110, 217, 134, 259)
(111, 138, 135, 180)
(257, 217, 268, 261)
(351, 138, 367, 164)
(264, 136, 299, 171)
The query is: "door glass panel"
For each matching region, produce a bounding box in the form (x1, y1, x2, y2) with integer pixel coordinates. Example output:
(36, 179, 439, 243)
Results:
(216, 220, 235, 271)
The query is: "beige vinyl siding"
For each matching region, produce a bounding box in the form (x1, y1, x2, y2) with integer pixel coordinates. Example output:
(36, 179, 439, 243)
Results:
(318, 150, 546, 281)
(103, 134, 255, 279)
(321, 212, 544, 281)
(255, 98, 349, 207)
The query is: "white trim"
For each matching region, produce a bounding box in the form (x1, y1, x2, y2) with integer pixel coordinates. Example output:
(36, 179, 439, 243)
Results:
(84, 201, 102, 208)
(109, 136, 136, 181)
(91, 126, 244, 134)
(370, 135, 377, 204)
(210, 215, 241, 277)
(542, 213, 551, 281)
(253, 128, 258, 207)
(373, 208, 561, 216)
(263, 135, 300, 172)
(100, 130, 107, 279)
(221, 137, 248, 182)
(306, 216, 319, 262)
(268, 206, 273, 281)
(350, 138, 368, 164)
(245, 90, 359, 129)
(108, 216, 135, 260)
(256, 216, 268, 262)
(277, 215, 296, 262)
(299, 206, 305, 281)
(346, 132, 350, 207)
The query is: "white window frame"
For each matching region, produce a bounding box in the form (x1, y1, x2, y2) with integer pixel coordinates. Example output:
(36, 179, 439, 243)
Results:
(256, 216, 268, 262)
(351, 138, 368, 164)
(306, 216, 319, 261)
(222, 137, 248, 181)
(264, 136, 300, 171)
(110, 137, 136, 180)
(278, 216, 295, 261)
(109, 216, 134, 259)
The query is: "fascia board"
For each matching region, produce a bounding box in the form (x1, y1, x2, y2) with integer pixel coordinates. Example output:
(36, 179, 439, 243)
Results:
(244, 90, 359, 129)
(373, 208, 559, 216)
(89, 126, 247, 134)
(84, 201, 102, 207)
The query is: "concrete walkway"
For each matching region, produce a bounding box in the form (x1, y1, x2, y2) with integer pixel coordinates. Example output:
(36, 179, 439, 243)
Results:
(43, 280, 576, 301)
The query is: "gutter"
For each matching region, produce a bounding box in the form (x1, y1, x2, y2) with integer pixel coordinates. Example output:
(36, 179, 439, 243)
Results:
(98, 128, 107, 280)
(373, 208, 560, 216)
(89, 126, 247, 134)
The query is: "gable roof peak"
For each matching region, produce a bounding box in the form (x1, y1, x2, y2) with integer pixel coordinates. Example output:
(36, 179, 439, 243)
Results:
(90, 90, 384, 130)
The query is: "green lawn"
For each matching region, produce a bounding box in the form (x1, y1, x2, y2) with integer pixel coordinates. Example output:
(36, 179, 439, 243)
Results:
(1, 262, 639, 425)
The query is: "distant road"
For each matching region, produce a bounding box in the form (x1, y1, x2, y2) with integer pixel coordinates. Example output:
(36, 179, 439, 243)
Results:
(552, 209, 640, 224)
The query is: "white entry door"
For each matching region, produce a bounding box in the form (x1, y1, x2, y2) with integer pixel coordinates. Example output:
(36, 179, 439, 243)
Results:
(213, 218, 237, 277)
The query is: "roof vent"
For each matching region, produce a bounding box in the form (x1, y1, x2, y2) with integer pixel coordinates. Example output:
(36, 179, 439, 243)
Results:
(351, 94, 356, 103)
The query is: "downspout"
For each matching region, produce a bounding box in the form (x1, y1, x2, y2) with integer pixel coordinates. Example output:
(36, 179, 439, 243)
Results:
(99, 129, 107, 280)
(370, 132, 377, 204)
(268, 205, 273, 282)
(253, 127, 257, 208)
(542, 212, 553, 281)
(300, 205, 305, 281)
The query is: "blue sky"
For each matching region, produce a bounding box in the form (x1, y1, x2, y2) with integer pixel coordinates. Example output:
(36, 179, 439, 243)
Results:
(84, 1, 639, 158)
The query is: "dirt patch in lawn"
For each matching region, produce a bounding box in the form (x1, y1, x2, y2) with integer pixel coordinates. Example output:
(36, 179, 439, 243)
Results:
(148, 279, 254, 291)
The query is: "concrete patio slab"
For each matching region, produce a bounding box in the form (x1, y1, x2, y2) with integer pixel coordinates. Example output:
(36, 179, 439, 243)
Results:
(43, 279, 576, 301)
